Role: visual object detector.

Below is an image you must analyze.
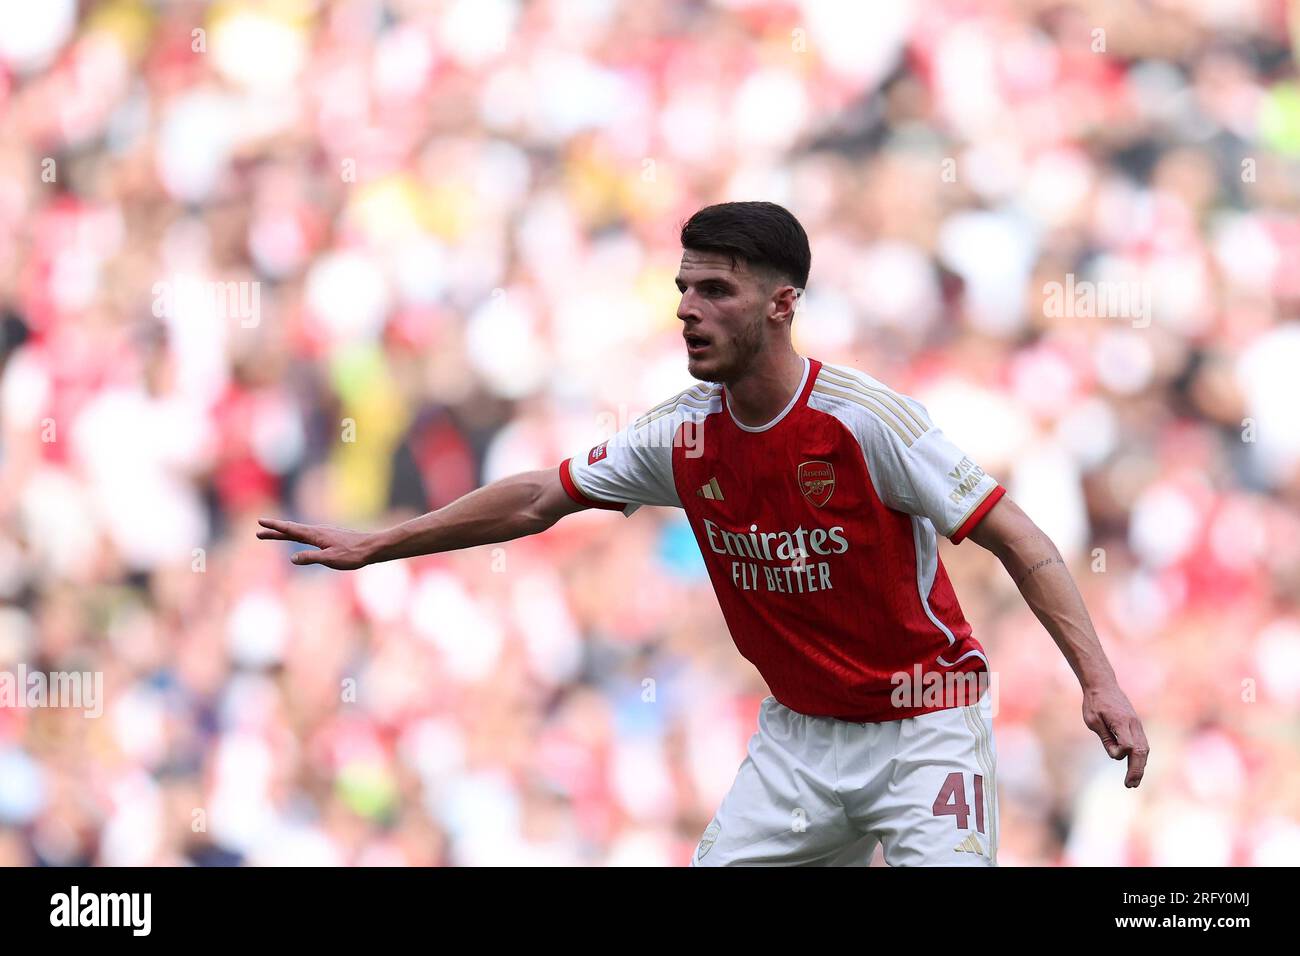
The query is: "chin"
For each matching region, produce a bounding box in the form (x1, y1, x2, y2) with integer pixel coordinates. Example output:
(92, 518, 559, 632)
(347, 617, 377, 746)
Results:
(686, 355, 726, 383)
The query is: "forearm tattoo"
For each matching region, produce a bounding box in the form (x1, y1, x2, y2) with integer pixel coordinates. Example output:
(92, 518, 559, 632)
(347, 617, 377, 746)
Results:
(1013, 556, 1064, 587)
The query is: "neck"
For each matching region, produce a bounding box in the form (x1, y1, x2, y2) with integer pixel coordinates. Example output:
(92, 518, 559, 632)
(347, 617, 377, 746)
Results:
(724, 348, 806, 428)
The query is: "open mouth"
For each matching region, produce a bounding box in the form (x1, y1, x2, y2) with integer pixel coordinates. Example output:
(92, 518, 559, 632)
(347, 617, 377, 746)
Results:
(684, 332, 712, 354)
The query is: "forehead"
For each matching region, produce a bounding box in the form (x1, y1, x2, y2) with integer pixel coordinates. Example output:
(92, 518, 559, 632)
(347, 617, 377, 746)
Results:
(676, 249, 753, 282)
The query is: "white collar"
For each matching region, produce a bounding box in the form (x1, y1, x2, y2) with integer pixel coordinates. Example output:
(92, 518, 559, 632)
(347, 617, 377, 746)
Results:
(724, 357, 810, 433)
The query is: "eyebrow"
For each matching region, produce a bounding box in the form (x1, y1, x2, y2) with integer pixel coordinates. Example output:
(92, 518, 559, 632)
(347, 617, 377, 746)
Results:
(675, 275, 736, 290)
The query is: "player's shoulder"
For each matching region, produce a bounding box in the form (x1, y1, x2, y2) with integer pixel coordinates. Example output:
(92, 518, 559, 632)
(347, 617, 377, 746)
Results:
(809, 361, 933, 447)
(631, 381, 723, 430)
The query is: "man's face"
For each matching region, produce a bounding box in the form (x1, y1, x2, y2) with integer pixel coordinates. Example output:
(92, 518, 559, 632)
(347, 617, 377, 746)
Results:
(675, 249, 781, 383)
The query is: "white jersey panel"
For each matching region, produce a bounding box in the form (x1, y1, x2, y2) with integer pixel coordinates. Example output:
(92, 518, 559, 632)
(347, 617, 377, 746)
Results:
(566, 384, 722, 515)
(808, 364, 1002, 541)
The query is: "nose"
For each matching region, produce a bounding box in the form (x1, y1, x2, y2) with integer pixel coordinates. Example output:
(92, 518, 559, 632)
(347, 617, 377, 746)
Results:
(677, 290, 698, 323)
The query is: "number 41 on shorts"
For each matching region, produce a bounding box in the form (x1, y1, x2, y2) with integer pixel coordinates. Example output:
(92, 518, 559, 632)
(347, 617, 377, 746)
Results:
(932, 771, 986, 833)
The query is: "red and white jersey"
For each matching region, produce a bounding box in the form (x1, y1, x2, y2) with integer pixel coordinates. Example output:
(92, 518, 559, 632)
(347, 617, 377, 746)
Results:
(558, 357, 1006, 721)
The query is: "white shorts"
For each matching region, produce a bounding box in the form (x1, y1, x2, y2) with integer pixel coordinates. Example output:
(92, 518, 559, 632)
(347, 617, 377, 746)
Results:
(691, 693, 998, 867)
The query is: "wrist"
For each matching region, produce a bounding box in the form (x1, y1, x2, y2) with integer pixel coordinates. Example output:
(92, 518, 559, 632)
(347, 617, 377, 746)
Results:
(1079, 667, 1117, 693)
(361, 529, 393, 565)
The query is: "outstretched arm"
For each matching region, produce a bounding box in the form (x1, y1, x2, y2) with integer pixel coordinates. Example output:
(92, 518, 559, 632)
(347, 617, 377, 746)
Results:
(257, 467, 588, 569)
(966, 495, 1150, 788)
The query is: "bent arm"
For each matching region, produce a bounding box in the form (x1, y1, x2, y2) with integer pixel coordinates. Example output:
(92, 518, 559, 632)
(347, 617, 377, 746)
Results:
(965, 495, 1114, 688)
(966, 494, 1149, 787)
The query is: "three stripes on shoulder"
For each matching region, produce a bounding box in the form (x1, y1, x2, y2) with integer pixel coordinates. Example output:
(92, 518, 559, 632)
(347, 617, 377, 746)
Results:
(813, 365, 932, 448)
(634, 383, 721, 430)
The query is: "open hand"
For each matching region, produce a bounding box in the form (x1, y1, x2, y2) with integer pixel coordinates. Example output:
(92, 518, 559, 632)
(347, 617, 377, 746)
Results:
(256, 518, 375, 570)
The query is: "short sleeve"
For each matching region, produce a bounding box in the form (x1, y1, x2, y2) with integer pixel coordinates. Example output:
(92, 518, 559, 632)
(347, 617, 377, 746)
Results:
(559, 412, 685, 516)
(856, 395, 1005, 543)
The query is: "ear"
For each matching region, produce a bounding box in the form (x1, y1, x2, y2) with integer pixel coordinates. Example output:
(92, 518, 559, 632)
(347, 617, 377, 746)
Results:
(771, 284, 799, 323)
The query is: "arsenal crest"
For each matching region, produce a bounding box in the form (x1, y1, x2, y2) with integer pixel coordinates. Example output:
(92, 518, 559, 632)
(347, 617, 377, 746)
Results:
(798, 460, 835, 507)
(588, 442, 608, 465)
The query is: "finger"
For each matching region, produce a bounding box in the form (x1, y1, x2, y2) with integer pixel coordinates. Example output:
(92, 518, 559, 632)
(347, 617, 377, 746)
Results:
(1096, 715, 1126, 760)
(259, 517, 309, 535)
(257, 527, 308, 543)
(291, 549, 335, 567)
(1124, 722, 1150, 788)
(1108, 714, 1136, 754)
(260, 518, 325, 547)
(1125, 749, 1148, 788)
(261, 517, 325, 539)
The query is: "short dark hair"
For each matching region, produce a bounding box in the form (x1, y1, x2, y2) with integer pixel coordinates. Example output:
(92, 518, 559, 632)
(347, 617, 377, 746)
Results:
(680, 201, 811, 290)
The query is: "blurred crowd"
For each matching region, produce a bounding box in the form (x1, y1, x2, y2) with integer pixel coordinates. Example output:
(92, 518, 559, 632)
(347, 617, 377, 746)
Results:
(1, 0, 1298, 866)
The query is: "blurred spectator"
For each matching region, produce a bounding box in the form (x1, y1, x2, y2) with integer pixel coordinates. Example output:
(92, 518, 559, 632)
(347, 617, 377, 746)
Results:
(0, 0, 1297, 866)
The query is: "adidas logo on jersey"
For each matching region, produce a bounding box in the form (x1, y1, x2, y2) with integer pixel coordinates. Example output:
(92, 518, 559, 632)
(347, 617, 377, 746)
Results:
(953, 833, 984, 855)
(696, 477, 724, 500)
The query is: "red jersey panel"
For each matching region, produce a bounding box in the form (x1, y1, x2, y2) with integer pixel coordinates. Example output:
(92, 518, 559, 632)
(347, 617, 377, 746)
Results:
(561, 356, 1006, 721)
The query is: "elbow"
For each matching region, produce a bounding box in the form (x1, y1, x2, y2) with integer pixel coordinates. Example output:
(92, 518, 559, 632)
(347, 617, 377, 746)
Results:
(521, 469, 571, 532)
(968, 495, 1056, 564)
(520, 472, 555, 531)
